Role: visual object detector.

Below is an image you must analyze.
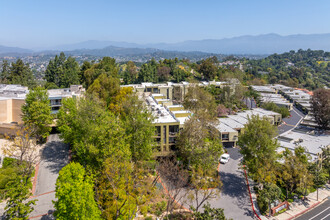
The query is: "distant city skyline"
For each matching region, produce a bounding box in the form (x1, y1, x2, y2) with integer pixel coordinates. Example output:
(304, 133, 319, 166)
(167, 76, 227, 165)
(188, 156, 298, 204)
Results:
(1, 0, 330, 49)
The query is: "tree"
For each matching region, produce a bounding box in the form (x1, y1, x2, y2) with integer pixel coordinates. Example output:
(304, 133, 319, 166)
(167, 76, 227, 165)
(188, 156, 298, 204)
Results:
(96, 156, 154, 220)
(8, 59, 36, 88)
(119, 93, 155, 162)
(193, 203, 231, 220)
(45, 53, 80, 88)
(3, 177, 37, 220)
(258, 183, 281, 216)
(238, 115, 279, 184)
(54, 162, 101, 220)
(87, 73, 120, 106)
(21, 87, 52, 142)
(0, 60, 10, 83)
(123, 61, 138, 84)
(311, 88, 330, 130)
(198, 58, 217, 80)
(3, 126, 39, 185)
(157, 158, 189, 216)
(57, 96, 130, 168)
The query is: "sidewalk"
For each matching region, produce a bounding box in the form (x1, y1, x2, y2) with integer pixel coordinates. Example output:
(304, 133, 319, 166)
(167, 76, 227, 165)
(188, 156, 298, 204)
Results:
(274, 185, 330, 220)
(246, 179, 330, 220)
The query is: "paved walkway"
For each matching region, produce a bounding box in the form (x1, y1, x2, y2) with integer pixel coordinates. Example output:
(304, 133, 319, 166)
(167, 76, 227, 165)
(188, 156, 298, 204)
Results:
(247, 181, 330, 220)
(0, 134, 69, 219)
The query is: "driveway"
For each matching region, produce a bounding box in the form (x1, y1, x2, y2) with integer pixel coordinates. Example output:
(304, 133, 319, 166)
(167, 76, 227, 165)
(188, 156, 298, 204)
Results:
(278, 106, 305, 135)
(212, 147, 254, 219)
(29, 134, 69, 219)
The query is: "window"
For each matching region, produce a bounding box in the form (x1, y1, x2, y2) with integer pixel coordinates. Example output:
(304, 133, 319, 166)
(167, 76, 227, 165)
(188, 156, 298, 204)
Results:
(163, 126, 167, 144)
(222, 134, 229, 140)
(169, 125, 179, 135)
(155, 126, 161, 136)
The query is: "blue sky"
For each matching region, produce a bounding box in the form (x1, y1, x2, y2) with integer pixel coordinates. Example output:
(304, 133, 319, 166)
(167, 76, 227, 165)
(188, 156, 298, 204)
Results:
(0, 0, 329, 48)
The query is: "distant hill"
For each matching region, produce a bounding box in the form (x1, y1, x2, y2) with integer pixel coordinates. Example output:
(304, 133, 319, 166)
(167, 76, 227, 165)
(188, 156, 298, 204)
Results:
(53, 33, 330, 55)
(0, 45, 33, 54)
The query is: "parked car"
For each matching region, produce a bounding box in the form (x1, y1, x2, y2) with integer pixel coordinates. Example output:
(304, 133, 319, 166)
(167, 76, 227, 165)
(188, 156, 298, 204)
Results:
(219, 153, 230, 164)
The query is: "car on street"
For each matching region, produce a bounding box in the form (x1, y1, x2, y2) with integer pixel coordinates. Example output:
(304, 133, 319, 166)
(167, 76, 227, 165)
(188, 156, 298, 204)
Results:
(219, 153, 230, 164)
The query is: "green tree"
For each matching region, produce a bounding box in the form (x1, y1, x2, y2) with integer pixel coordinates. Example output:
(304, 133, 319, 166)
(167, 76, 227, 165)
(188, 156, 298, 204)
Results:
(87, 73, 120, 106)
(258, 183, 281, 216)
(238, 115, 279, 184)
(21, 87, 52, 141)
(0, 60, 10, 83)
(198, 58, 217, 80)
(96, 156, 154, 219)
(45, 52, 66, 87)
(193, 203, 231, 220)
(4, 177, 37, 220)
(53, 162, 101, 220)
(57, 96, 130, 168)
(8, 59, 36, 88)
(120, 94, 155, 162)
(311, 88, 330, 130)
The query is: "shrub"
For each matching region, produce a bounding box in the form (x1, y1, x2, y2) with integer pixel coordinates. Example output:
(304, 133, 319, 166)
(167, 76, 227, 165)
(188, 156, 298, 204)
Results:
(257, 195, 268, 214)
(2, 157, 17, 168)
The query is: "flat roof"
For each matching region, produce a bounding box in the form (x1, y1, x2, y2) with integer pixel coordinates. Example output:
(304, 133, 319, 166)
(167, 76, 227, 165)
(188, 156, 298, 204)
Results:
(278, 129, 330, 157)
(216, 122, 238, 133)
(219, 117, 245, 129)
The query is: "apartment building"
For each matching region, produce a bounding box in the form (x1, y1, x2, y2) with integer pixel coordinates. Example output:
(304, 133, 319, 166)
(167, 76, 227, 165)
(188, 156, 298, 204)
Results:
(122, 79, 240, 104)
(251, 85, 293, 110)
(0, 84, 85, 136)
(217, 108, 282, 147)
(145, 94, 191, 156)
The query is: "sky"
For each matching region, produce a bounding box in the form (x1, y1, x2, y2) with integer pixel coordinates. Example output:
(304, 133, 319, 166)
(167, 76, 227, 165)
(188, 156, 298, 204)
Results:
(0, 0, 330, 49)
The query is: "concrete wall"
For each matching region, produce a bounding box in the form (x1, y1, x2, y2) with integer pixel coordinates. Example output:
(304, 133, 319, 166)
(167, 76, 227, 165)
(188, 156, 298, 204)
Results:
(12, 99, 24, 123)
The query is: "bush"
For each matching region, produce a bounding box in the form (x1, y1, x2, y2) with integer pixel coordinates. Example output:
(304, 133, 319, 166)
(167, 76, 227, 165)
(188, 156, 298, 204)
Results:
(262, 102, 290, 118)
(144, 217, 153, 220)
(287, 199, 293, 203)
(2, 157, 17, 168)
(257, 195, 268, 214)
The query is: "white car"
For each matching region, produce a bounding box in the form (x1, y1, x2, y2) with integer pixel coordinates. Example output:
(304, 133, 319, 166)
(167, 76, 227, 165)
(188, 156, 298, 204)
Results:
(219, 153, 230, 164)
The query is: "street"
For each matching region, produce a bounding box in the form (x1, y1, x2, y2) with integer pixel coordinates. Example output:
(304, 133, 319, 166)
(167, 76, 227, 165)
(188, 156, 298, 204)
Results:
(278, 106, 305, 135)
(295, 198, 330, 220)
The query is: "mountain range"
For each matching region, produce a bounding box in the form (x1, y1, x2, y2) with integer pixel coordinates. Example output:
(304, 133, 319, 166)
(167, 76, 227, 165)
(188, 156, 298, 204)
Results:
(1, 33, 330, 56)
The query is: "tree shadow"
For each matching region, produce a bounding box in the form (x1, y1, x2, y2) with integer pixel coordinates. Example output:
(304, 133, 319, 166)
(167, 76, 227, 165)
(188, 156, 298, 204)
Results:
(41, 140, 69, 174)
(40, 210, 55, 220)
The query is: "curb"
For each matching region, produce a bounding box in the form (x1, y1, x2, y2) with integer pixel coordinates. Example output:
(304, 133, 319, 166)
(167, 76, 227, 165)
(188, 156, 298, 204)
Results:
(157, 172, 192, 213)
(243, 165, 262, 220)
(31, 161, 40, 196)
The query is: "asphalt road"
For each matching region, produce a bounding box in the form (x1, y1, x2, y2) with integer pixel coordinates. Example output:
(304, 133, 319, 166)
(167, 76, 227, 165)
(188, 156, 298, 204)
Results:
(211, 147, 254, 220)
(278, 106, 305, 135)
(295, 198, 330, 220)
(29, 134, 69, 219)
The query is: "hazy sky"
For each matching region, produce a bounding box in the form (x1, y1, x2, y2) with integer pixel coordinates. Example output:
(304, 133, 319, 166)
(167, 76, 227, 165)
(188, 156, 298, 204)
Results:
(1, 0, 330, 48)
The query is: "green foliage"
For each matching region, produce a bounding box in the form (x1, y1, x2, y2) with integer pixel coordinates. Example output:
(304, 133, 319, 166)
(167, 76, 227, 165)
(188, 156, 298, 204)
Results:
(97, 156, 155, 219)
(262, 102, 290, 118)
(53, 162, 101, 220)
(45, 52, 80, 88)
(239, 115, 279, 184)
(193, 203, 230, 220)
(4, 177, 37, 220)
(21, 87, 52, 141)
(311, 88, 330, 130)
(1, 59, 36, 88)
(246, 49, 329, 90)
(2, 157, 17, 168)
(56, 96, 130, 168)
(119, 94, 155, 162)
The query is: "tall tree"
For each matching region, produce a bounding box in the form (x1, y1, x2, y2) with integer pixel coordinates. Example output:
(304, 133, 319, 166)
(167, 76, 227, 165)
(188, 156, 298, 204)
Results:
(21, 87, 53, 142)
(0, 60, 10, 83)
(8, 59, 36, 88)
(238, 115, 279, 185)
(96, 156, 154, 220)
(53, 162, 101, 220)
(3, 177, 37, 220)
(311, 88, 330, 130)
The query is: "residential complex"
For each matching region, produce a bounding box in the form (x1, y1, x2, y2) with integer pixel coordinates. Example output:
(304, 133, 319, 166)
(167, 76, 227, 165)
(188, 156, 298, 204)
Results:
(122, 79, 240, 104)
(0, 84, 85, 136)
